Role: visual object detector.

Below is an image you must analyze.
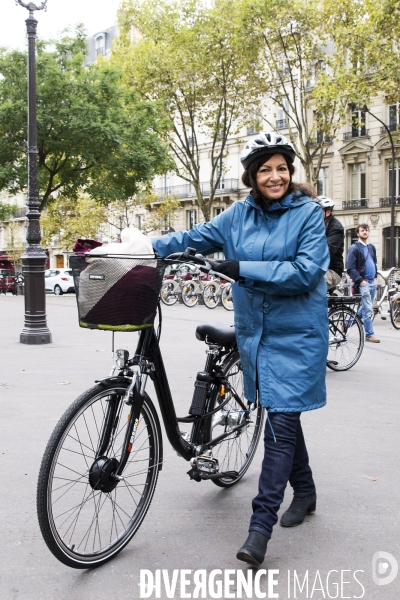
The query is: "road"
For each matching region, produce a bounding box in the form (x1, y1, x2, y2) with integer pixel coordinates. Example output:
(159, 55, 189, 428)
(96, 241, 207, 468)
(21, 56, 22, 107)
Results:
(1, 294, 399, 600)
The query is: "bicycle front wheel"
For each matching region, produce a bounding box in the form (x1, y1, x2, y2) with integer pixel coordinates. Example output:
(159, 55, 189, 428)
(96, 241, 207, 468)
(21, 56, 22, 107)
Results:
(203, 282, 220, 309)
(161, 280, 179, 306)
(327, 306, 364, 371)
(182, 282, 199, 307)
(37, 382, 162, 568)
(390, 295, 400, 330)
(221, 284, 233, 311)
(208, 353, 264, 487)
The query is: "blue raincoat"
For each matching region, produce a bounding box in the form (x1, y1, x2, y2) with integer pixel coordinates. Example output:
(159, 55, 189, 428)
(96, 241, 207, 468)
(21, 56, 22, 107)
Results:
(152, 192, 330, 412)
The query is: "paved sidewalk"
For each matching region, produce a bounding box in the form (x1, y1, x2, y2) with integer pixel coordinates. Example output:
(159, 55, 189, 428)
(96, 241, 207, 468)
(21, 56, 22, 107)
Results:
(1, 294, 399, 599)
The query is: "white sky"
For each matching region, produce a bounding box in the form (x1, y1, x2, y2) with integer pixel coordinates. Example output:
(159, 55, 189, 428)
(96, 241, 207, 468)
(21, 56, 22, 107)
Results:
(1, 0, 122, 50)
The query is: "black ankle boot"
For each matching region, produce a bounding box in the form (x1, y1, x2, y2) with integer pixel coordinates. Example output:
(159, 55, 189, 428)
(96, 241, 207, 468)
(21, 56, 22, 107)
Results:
(236, 531, 269, 566)
(280, 492, 317, 527)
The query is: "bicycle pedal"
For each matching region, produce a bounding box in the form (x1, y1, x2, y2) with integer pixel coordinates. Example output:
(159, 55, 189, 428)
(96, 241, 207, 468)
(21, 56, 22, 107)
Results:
(188, 455, 219, 480)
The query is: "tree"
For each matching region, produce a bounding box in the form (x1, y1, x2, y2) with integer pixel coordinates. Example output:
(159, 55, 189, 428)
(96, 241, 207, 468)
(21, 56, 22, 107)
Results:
(144, 195, 181, 234)
(40, 195, 106, 251)
(238, 0, 355, 185)
(116, 0, 257, 221)
(0, 27, 173, 212)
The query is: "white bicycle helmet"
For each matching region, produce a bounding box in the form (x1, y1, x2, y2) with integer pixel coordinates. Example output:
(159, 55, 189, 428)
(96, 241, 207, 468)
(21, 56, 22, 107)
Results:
(317, 196, 335, 209)
(241, 132, 296, 170)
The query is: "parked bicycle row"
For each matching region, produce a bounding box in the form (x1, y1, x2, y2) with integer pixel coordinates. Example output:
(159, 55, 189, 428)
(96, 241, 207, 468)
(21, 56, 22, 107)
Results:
(161, 262, 233, 310)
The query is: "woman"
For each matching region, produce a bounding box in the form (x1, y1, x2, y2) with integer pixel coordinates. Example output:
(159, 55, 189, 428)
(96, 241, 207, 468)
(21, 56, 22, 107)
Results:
(152, 132, 329, 566)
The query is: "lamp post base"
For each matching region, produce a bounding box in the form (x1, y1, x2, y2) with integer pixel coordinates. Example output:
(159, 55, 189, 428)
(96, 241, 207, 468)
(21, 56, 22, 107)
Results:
(19, 251, 52, 345)
(20, 328, 52, 344)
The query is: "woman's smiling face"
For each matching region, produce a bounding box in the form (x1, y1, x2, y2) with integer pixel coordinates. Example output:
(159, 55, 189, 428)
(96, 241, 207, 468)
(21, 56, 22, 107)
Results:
(256, 154, 291, 201)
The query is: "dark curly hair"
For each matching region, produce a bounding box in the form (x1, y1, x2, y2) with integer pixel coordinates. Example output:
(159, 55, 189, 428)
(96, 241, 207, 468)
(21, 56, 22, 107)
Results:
(241, 153, 316, 209)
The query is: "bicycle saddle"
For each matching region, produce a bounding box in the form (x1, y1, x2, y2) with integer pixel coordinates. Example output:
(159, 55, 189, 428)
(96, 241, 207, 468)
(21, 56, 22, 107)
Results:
(196, 323, 236, 346)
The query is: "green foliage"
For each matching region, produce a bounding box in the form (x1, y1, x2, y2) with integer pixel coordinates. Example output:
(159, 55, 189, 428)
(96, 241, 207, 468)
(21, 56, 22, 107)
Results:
(116, 0, 258, 220)
(0, 27, 173, 211)
(0, 202, 17, 221)
(40, 195, 106, 251)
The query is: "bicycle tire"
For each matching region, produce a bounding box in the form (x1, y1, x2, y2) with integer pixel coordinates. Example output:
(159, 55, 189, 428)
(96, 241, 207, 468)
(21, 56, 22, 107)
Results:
(37, 381, 162, 569)
(207, 353, 264, 487)
(203, 282, 220, 309)
(181, 282, 199, 307)
(160, 280, 179, 306)
(221, 284, 233, 311)
(327, 306, 364, 371)
(390, 295, 400, 330)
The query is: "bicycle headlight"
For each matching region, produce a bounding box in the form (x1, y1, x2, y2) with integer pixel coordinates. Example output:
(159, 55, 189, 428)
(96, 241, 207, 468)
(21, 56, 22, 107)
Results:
(115, 349, 129, 369)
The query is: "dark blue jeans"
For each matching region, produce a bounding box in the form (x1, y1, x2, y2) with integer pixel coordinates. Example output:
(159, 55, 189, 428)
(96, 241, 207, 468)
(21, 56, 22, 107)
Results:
(249, 411, 315, 539)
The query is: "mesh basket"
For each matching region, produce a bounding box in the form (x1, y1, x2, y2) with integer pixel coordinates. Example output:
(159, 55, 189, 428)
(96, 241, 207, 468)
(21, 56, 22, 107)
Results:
(70, 254, 166, 331)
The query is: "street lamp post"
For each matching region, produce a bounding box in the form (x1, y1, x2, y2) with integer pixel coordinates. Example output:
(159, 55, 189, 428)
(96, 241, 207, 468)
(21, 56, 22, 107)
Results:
(16, 0, 52, 344)
(362, 105, 397, 268)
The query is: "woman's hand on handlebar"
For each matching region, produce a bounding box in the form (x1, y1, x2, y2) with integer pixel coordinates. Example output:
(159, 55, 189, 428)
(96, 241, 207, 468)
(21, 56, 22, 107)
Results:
(207, 259, 240, 282)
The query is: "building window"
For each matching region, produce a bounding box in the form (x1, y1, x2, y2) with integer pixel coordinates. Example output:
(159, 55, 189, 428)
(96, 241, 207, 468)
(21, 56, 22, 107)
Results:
(276, 101, 289, 129)
(346, 228, 358, 255)
(316, 167, 329, 196)
(388, 159, 400, 196)
(389, 103, 400, 132)
(187, 209, 197, 230)
(216, 156, 225, 190)
(382, 226, 400, 269)
(351, 105, 366, 137)
(213, 207, 225, 217)
(350, 163, 366, 200)
(96, 35, 106, 56)
(136, 214, 144, 230)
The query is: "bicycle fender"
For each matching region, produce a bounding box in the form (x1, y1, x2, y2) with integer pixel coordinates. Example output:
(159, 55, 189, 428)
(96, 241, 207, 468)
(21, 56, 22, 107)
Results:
(94, 376, 131, 386)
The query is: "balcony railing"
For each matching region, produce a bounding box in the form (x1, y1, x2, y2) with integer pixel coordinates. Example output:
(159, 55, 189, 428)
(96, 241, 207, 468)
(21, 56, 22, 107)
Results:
(153, 178, 240, 200)
(380, 124, 398, 134)
(379, 197, 400, 207)
(343, 130, 369, 140)
(276, 119, 288, 129)
(342, 199, 369, 210)
(12, 207, 27, 219)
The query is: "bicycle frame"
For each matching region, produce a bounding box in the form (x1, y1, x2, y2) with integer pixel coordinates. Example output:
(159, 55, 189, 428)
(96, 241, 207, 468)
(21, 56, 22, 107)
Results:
(100, 325, 248, 478)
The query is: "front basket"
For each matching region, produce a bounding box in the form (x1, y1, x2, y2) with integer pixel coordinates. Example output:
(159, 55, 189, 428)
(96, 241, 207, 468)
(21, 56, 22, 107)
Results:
(70, 253, 166, 331)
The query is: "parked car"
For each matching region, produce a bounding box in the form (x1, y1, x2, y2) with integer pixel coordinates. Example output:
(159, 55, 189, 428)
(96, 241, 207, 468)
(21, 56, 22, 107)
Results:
(0, 269, 17, 295)
(44, 269, 75, 295)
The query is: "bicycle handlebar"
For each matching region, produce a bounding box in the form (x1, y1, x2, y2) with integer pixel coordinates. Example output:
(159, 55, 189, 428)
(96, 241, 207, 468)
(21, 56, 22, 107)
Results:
(163, 247, 235, 284)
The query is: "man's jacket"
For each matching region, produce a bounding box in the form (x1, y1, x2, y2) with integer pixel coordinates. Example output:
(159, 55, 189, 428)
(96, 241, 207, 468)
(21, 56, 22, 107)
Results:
(325, 214, 344, 275)
(346, 241, 377, 289)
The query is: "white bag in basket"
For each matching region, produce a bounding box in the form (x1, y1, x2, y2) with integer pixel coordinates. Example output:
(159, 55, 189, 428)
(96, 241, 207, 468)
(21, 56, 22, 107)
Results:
(88, 227, 155, 258)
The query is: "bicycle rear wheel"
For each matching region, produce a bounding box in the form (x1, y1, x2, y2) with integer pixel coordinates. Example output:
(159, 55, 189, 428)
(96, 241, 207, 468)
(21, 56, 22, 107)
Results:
(390, 295, 400, 330)
(327, 306, 364, 371)
(161, 280, 179, 306)
(182, 282, 199, 307)
(221, 284, 233, 311)
(203, 282, 220, 309)
(37, 382, 162, 568)
(208, 353, 264, 487)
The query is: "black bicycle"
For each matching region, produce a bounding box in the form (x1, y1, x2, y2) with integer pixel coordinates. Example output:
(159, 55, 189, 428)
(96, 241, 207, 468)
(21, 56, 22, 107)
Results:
(327, 295, 364, 371)
(36, 248, 264, 568)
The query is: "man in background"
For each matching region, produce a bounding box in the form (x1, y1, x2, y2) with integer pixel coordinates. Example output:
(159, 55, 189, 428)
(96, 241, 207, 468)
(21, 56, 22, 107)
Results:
(346, 223, 380, 343)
